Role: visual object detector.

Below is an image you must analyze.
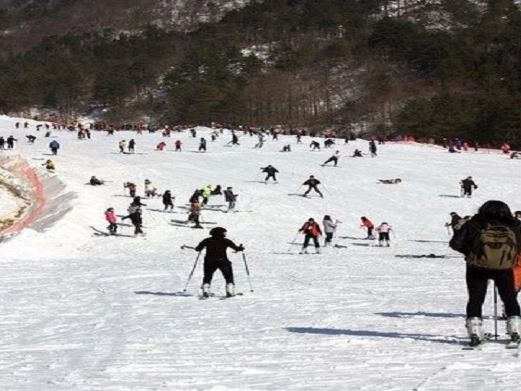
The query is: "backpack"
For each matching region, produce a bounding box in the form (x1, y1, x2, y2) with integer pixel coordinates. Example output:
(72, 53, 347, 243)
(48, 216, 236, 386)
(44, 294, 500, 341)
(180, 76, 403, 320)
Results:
(468, 224, 519, 270)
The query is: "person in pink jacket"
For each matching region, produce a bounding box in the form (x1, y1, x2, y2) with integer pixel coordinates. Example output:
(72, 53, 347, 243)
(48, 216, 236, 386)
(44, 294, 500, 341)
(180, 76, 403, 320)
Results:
(105, 207, 118, 235)
(375, 222, 392, 247)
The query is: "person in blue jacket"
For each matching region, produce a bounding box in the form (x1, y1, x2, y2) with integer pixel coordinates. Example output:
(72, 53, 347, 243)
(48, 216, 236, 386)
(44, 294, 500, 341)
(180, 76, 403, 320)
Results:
(49, 140, 60, 155)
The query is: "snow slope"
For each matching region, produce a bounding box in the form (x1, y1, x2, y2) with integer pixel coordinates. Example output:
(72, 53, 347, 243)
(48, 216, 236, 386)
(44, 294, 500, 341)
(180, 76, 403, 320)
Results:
(1, 115, 521, 390)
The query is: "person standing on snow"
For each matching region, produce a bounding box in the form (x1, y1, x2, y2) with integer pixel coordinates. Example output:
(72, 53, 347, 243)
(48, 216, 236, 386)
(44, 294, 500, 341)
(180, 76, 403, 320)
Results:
(194, 227, 244, 298)
(322, 150, 341, 167)
(298, 218, 322, 254)
(199, 137, 207, 152)
(188, 200, 203, 228)
(375, 222, 392, 246)
(49, 140, 60, 155)
(105, 207, 118, 235)
(302, 175, 323, 198)
(261, 165, 279, 182)
(310, 140, 320, 151)
(118, 140, 127, 153)
(128, 139, 136, 154)
(201, 185, 213, 206)
(175, 140, 182, 152)
(369, 140, 377, 157)
(6, 135, 17, 149)
(224, 187, 237, 211)
(460, 176, 478, 198)
(162, 190, 174, 211)
(360, 217, 375, 239)
(322, 215, 339, 246)
(449, 200, 521, 347)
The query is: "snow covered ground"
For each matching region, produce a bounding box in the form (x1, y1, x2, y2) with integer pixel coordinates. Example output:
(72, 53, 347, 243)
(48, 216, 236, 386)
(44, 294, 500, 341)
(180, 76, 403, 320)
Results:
(1, 115, 521, 390)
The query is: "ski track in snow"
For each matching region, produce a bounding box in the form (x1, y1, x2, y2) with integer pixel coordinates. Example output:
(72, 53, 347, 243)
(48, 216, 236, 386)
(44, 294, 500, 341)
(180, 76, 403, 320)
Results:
(0, 116, 521, 389)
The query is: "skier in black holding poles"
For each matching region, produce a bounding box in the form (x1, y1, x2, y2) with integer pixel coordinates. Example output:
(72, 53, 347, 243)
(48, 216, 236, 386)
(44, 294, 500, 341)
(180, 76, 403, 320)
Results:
(460, 176, 478, 198)
(261, 165, 279, 183)
(162, 190, 174, 211)
(194, 227, 244, 298)
(302, 175, 323, 198)
(322, 150, 340, 167)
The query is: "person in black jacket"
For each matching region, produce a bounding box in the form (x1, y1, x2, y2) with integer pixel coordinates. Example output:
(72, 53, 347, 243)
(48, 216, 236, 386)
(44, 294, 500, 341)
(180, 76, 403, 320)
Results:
(194, 227, 244, 297)
(261, 165, 279, 182)
(460, 176, 478, 198)
(303, 175, 323, 198)
(449, 200, 521, 346)
(162, 190, 174, 211)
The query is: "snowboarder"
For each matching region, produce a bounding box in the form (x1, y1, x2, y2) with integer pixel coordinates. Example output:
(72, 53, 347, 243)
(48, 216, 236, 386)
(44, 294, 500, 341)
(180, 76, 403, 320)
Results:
(302, 175, 323, 198)
(261, 165, 279, 182)
(449, 200, 521, 346)
(298, 218, 322, 254)
(105, 207, 117, 235)
(360, 217, 375, 239)
(194, 227, 244, 298)
(375, 222, 392, 246)
(323, 215, 339, 246)
(128, 139, 136, 154)
(162, 190, 174, 211)
(460, 176, 478, 198)
(224, 187, 237, 211)
(369, 140, 377, 157)
(198, 138, 207, 152)
(322, 150, 340, 167)
(124, 182, 137, 197)
(90, 176, 104, 186)
(49, 140, 60, 155)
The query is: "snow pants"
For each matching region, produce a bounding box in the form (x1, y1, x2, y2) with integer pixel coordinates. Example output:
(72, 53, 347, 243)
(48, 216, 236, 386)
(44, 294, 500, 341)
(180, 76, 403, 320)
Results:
(265, 173, 277, 181)
(324, 232, 333, 245)
(323, 157, 338, 166)
(466, 266, 520, 318)
(303, 234, 320, 249)
(203, 259, 234, 285)
(304, 186, 323, 197)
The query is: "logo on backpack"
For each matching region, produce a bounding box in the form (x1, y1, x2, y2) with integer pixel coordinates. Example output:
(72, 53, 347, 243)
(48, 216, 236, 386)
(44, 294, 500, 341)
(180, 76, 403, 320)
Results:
(468, 225, 519, 270)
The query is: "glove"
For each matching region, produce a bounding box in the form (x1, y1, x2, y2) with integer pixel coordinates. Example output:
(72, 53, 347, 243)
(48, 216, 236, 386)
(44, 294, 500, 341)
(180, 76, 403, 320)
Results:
(238, 245, 245, 252)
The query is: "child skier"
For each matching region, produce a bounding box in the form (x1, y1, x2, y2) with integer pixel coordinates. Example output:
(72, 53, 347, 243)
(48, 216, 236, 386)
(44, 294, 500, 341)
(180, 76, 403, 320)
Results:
(360, 217, 374, 239)
(194, 227, 244, 298)
(105, 208, 117, 235)
(124, 182, 137, 197)
(375, 222, 392, 246)
(298, 218, 322, 254)
(322, 215, 339, 246)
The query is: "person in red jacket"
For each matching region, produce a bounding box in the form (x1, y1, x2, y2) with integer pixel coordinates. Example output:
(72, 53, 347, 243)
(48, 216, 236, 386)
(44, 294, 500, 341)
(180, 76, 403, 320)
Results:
(299, 218, 322, 254)
(105, 207, 117, 235)
(360, 216, 374, 239)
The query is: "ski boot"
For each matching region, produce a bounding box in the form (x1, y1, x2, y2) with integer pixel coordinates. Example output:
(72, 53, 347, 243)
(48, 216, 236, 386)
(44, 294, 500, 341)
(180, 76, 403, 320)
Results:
(315, 247, 321, 254)
(226, 283, 235, 298)
(299, 248, 308, 254)
(507, 316, 521, 344)
(202, 283, 211, 298)
(466, 317, 485, 346)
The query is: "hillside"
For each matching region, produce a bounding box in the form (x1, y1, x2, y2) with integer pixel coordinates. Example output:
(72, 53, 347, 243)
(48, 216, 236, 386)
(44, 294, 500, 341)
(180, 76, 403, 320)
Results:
(1, 115, 521, 389)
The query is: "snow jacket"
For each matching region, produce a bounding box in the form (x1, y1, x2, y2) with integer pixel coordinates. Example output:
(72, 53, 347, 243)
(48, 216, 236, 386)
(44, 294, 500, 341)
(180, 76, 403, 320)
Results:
(303, 178, 320, 187)
(376, 223, 391, 233)
(323, 219, 337, 234)
(460, 179, 477, 191)
(105, 210, 117, 223)
(224, 189, 237, 202)
(195, 237, 243, 262)
(202, 186, 212, 198)
(49, 140, 60, 150)
(163, 191, 173, 204)
(262, 166, 278, 175)
(361, 219, 374, 229)
(299, 222, 322, 237)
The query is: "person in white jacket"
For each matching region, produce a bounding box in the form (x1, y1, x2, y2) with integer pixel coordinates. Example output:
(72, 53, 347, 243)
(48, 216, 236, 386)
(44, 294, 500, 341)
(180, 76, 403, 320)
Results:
(375, 222, 392, 247)
(322, 215, 339, 246)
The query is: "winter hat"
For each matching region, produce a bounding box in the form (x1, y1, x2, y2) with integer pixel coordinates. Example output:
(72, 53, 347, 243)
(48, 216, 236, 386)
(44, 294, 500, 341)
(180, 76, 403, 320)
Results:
(210, 227, 227, 237)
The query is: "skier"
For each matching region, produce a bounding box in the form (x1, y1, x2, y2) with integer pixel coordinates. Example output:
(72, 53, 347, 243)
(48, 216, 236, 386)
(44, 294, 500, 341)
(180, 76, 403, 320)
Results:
(360, 217, 375, 239)
(0, 137, 4, 149)
(156, 141, 167, 151)
(194, 227, 244, 298)
(188, 200, 203, 228)
(231, 132, 239, 145)
(254, 133, 265, 148)
(190, 128, 197, 138)
(42, 159, 55, 171)
(198, 137, 207, 152)
(375, 222, 392, 246)
(105, 207, 118, 235)
(310, 140, 320, 151)
(369, 140, 377, 157)
(322, 215, 339, 246)
(445, 212, 464, 233)
(128, 139, 136, 153)
(352, 149, 363, 157)
(224, 187, 237, 211)
(49, 140, 60, 155)
(211, 185, 222, 195)
(144, 179, 158, 197)
(175, 140, 182, 152)
(26, 135, 36, 144)
(296, 134, 302, 143)
(322, 150, 340, 167)
(261, 165, 279, 183)
(298, 218, 322, 254)
(281, 144, 291, 152)
(201, 185, 213, 206)
(324, 139, 335, 148)
(189, 189, 201, 204)
(124, 182, 137, 197)
(449, 200, 521, 346)
(90, 176, 104, 185)
(302, 175, 323, 198)
(118, 140, 127, 153)
(460, 176, 478, 198)
(123, 198, 146, 235)
(6, 136, 17, 149)
(162, 190, 174, 211)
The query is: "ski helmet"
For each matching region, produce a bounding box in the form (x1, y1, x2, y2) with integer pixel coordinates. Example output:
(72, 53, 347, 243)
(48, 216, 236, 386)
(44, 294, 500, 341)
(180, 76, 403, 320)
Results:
(210, 227, 227, 237)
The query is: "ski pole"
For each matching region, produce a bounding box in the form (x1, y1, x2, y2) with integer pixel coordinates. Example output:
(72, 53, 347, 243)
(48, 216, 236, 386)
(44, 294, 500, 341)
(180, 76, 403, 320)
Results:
(493, 282, 498, 340)
(241, 252, 254, 293)
(180, 245, 195, 250)
(183, 251, 201, 292)
(287, 232, 300, 252)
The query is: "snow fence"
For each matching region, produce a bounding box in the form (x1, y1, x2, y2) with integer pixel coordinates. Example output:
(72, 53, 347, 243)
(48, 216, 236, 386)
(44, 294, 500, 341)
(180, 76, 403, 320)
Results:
(0, 155, 76, 239)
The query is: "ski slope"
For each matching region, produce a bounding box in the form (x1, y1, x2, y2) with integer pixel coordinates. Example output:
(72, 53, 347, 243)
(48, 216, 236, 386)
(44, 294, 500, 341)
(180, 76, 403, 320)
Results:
(1, 115, 521, 390)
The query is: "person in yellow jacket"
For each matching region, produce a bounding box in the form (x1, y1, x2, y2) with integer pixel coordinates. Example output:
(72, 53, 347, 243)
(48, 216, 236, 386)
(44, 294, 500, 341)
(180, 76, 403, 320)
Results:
(43, 159, 55, 171)
(201, 185, 212, 206)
